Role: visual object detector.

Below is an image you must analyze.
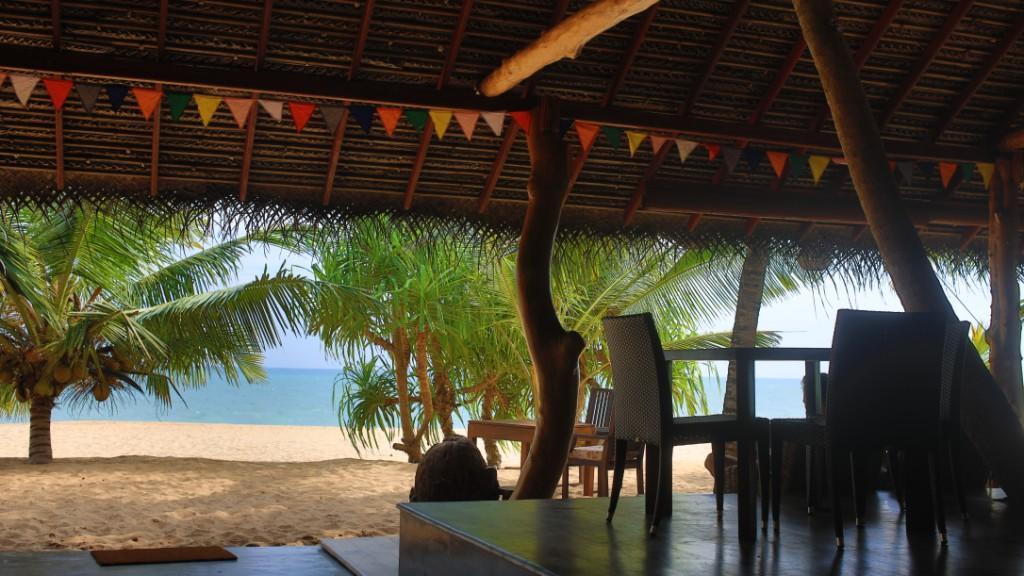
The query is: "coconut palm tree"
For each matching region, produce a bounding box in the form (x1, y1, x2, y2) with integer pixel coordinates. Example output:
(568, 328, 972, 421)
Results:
(0, 204, 321, 464)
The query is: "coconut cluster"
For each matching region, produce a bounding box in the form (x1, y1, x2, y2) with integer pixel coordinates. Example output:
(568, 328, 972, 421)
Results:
(0, 345, 143, 403)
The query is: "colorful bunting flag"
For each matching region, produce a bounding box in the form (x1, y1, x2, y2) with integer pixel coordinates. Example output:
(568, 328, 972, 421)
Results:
(703, 143, 721, 161)
(223, 98, 254, 129)
(378, 107, 403, 137)
(626, 131, 647, 157)
(166, 92, 191, 121)
(10, 75, 39, 107)
(194, 94, 222, 127)
(558, 118, 573, 139)
(429, 109, 453, 139)
(132, 87, 163, 121)
(789, 154, 808, 179)
(721, 147, 742, 174)
(0, 73, 5, 88)
(918, 162, 935, 181)
(259, 99, 284, 122)
(320, 105, 346, 135)
(481, 111, 504, 137)
(105, 84, 128, 112)
(895, 161, 914, 186)
(575, 122, 600, 153)
(349, 105, 374, 133)
(76, 83, 101, 113)
(959, 163, 974, 187)
(741, 147, 764, 173)
(766, 151, 788, 178)
(510, 111, 532, 135)
(454, 111, 479, 140)
(406, 109, 429, 133)
(288, 101, 316, 133)
(675, 139, 698, 164)
(43, 79, 73, 111)
(938, 162, 958, 189)
(976, 162, 995, 190)
(888, 160, 897, 173)
(602, 126, 622, 150)
(650, 135, 669, 155)
(809, 155, 831, 184)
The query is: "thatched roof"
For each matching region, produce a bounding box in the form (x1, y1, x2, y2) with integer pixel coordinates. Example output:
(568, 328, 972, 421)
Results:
(0, 0, 1021, 256)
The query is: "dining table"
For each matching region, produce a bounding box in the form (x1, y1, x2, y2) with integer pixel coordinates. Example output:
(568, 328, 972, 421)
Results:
(466, 419, 597, 468)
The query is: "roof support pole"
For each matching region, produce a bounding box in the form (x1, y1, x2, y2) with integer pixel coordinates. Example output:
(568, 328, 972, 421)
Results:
(512, 97, 585, 499)
(988, 158, 1023, 421)
(793, 0, 1024, 511)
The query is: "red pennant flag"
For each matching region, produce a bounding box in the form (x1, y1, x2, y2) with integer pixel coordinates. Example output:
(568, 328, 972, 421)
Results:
(510, 110, 532, 135)
(766, 151, 788, 178)
(132, 87, 163, 120)
(703, 143, 721, 161)
(650, 135, 669, 154)
(0, 73, 6, 88)
(43, 78, 73, 111)
(377, 107, 402, 136)
(574, 122, 600, 152)
(939, 162, 958, 188)
(288, 102, 316, 133)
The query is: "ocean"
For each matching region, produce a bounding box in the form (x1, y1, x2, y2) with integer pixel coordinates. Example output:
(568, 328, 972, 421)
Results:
(41, 368, 810, 426)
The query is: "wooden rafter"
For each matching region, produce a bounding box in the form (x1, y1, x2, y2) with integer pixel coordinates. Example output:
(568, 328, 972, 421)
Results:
(52, 0, 63, 189)
(157, 0, 168, 56)
(239, 0, 275, 202)
(323, 0, 375, 206)
(50, 0, 60, 49)
(150, 0, 168, 197)
(402, 0, 475, 210)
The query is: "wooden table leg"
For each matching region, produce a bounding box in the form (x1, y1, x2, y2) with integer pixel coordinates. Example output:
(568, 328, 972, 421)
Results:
(582, 466, 594, 496)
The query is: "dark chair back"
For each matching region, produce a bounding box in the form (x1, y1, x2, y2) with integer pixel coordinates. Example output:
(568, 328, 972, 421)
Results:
(584, 387, 614, 434)
(602, 313, 673, 445)
(826, 309, 964, 450)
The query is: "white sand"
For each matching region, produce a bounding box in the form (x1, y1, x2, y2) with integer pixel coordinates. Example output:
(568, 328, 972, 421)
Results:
(0, 421, 713, 551)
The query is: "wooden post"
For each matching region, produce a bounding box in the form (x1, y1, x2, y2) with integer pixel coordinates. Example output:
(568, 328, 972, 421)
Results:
(989, 158, 1023, 420)
(792, 0, 1024, 504)
(512, 97, 586, 499)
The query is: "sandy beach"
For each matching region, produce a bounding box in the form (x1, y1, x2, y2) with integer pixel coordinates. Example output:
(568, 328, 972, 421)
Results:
(0, 421, 714, 551)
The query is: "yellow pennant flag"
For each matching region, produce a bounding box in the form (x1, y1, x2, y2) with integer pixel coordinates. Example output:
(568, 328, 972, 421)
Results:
(429, 110, 453, 140)
(626, 131, 647, 157)
(976, 162, 995, 190)
(193, 94, 222, 127)
(808, 155, 831, 184)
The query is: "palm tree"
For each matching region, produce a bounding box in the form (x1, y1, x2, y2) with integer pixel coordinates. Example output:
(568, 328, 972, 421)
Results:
(0, 204, 318, 464)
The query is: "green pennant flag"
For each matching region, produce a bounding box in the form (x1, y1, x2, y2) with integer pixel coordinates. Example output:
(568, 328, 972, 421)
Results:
(788, 154, 808, 180)
(601, 126, 622, 150)
(405, 109, 428, 133)
(958, 162, 974, 186)
(166, 92, 191, 121)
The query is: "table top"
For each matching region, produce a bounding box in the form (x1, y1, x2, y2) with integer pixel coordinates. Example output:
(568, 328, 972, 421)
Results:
(663, 347, 831, 362)
(467, 419, 596, 430)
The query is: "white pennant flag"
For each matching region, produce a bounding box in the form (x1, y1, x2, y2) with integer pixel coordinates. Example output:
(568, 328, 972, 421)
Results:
(259, 99, 284, 122)
(10, 75, 40, 107)
(481, 111, 505, 137)
(675, 139, 699, 165)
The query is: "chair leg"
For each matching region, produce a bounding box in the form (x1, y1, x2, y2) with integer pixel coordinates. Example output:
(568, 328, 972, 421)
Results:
(948, 438, 969, 520)
(806, 446, 816, 515)
(758, 435, 770, 533)
(712, 439, 725, 518)
(771, 435, 783, 533)
(850, 452, 866, 527)
(636, 459, 645, 495)
(607, 439, 627, 523)
(886, 448, 904, 512)
(562, 465, 570, 500)
(828, 448, 844, 548)
(929, 451, 949, 546)
(649, 443, 672, 537)
(598, 461, 609, 497)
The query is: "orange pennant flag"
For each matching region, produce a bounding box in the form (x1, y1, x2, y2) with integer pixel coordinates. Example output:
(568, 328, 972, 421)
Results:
(43, 78, 73, 111)
(0, 73, 6, 89)
(509, 110, 532, 135)
(453, 111, 479, 140)
(574, 122, 600, 152)
(938, 162, 958, 188)
(703, 143, 721, 161)
(224, 98, 254, 129)
(650, 135, 669, 154)
(377, 107, 402, 136)
(288, 102, 316, 133)
(766, 151, 788, 178)
(132, 87, 163, 121)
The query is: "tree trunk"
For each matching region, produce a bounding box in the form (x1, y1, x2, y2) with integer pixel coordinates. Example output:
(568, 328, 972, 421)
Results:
(428, 334, 457, 438)
(390, 329, 423, 463)
(723, 246, 769, 415)
(512, 97, 587, 499)
(988, 159, 1023, 423)
(793, 0, 1024, 499)
(412, 330, 436, 447)
(28, 394, 55, 464)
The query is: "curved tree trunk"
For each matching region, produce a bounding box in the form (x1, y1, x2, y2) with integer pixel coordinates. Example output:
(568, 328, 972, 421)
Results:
(390, 329, 423, 463)
(723, 246, 769, 416)
(428, 334, 457, 438)
(481, 379, 502, 467)
(28, 395, 55, 465)
(794, 0, 1024, 499)
(513, 98, 586, 499)
(988, 160, 1023, 422)
(412, 330, 436, 449)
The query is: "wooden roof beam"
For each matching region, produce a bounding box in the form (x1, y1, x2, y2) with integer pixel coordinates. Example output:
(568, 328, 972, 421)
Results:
(403, 0, 475, 210)
(238, 0, 275, 202)
(51, 0, 63, 188)
(1000, 128, 1024, 152)
(150, 0, 169, 197)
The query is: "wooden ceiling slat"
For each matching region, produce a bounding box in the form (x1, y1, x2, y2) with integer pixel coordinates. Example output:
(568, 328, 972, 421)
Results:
(238, 0, 275, 202)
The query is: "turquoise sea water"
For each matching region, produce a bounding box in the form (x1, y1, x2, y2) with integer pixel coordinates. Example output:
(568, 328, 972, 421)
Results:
(40, 368, 809, 426)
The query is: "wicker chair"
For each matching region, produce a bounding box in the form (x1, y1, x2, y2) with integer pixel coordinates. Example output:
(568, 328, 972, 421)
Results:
(602, 313, 770, 536)
(561, 388, 645, 499)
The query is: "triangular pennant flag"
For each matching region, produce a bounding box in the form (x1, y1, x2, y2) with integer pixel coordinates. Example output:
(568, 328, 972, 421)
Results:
(481, 111, 504, 136)
(742, 147, 764, 173)
(895, 161, 915, 186)
(703, 143, 721, 161)
(10, 75, 40, 107)
(721, 146, 742, 174)
(194, 94, 222, 127)
(166, 92, 191, 121)
(406, 109, 429, 133)
(939, 162, 958, 188)
(809, 155, 831, 184)
(976, 162, 995, 190)
(76, 83, 101, 113)
(919, 162, 935, 181)
(454, 110, 479, 140)
(259, 99, 284, 121)
(766, 151, 788, 178)
(320, 105, 346, 135)
(429, 109, 453, 140)
(105, 84, 128, 112)
(626, 131, 647, 157)
(558, 118, 573, 139)
(675, 139, 698, 164)
(225, 98, 254, 129)
(43, 79, 73, 111)
(378, 107, 403, 137)
(0, 73, 5, 89)
(958, 163, 974, 186)
(789, 154, 808, 179)
(288, 101, 315, 133)
(349, 105, 374, 133)
(575, 122, 600, 153)
(602, 126, 622, 150)
(132, 87, 163, 121)
(888, 160, 897, 173)
(510, 111, 532, 135)
(650, 135, 669, 155)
